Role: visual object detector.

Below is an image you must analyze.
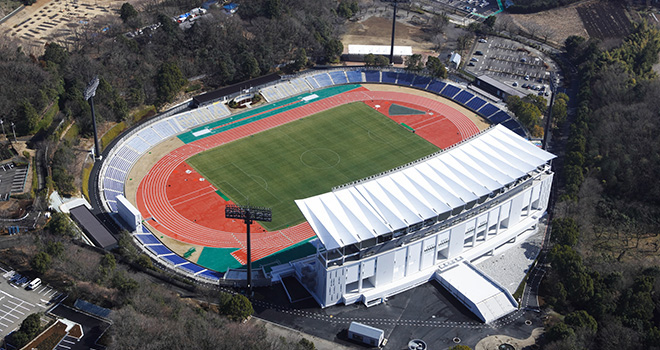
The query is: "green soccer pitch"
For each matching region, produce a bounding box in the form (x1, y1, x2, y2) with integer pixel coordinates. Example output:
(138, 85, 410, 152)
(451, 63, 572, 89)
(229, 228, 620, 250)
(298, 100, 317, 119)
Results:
(186, 102, 439, 231)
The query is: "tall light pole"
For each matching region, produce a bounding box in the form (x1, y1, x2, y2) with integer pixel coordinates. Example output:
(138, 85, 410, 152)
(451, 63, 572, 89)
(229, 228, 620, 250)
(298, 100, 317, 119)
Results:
(389, 0, 398, 65)
(84, 75, 102, 161)
(225, 204, 272, 294)
(10, 122, 17, 143)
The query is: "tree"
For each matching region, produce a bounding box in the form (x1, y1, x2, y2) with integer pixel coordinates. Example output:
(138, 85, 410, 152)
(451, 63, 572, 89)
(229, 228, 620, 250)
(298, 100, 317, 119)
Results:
(565, 310, 598, 333)
(324, 39, 343, 63)
(484, 16, 496, 28)
(10, 313, 42, 348)
(546, 322, 575, 342)
(337, 1, 357, 19)
(155, 62, 186, 105)
(405, 54, 424, 71)
(16, 99, 39, 135)
(265, 0, 281, 19)
(457, 34, 472, 51)
(31, 252, 52, 274)
(239, 52, 260, 80)
(291, 49, 308, 71)
(221, 293, 253, 322)
(551, 217, 579, 246)
(374, 55, 389, 67)
(119, 3, 138, 22)
(426, 56, 447, 79)
(364, 53, 376, 66)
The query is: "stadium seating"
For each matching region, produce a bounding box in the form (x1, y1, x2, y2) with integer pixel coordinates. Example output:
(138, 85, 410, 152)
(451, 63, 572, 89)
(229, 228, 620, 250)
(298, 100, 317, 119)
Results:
(465, 96, 487, 111)
(478, 103, 500, 117)
(489, 111, 512, 124)
(163, 254, 188, 266)
(411, 76, 431, 90)
(364, 71, 381, 83)
(346, 70, 364, 83)
(136, 234, 160, 245)
(329, 71, 348, 85)
(381, 71, 398, 84)
(313, 73, 333, 87)
(427, 79, 446, 93)
(502, 119, 522, 131)
(453, 91, 475, 105)
(440, 84, 461, 99)
(397, 73, 415, 86)
(305, 76, 321, 89)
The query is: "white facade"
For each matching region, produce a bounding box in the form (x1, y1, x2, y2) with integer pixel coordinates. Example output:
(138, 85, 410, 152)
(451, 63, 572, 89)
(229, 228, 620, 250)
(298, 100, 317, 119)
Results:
(292, 125, 555, 317)
(116, 194, 142, 232)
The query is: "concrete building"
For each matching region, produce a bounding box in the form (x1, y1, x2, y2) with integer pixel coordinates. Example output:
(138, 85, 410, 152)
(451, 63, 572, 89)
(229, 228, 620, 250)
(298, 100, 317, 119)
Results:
(347, 322, 384, 347)
(473, 75, 526, 101)
(290, 125, 555, 323)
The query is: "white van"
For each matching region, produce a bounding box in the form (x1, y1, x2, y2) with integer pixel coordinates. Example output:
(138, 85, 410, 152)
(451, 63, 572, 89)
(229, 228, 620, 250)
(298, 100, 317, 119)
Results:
(27, 278, 41, 290)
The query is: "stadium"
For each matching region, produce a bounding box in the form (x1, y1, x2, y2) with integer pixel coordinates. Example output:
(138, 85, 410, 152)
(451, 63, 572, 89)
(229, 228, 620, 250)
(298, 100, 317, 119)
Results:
(96, 68, 554, 323)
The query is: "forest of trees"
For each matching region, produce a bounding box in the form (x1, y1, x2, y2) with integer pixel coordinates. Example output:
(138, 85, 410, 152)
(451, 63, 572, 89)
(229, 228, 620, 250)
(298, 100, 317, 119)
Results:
(541, 22, 660, 350)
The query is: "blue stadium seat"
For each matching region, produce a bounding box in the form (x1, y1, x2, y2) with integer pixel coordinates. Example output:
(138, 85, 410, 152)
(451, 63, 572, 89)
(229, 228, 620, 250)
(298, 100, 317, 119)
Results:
(502, 119, 522, 130)
(136, 234, 160, 245)
(305, 76, 320, 89)
(313, 73, 333, 87)
(427, 80, 446, 93)
(381, 71, 398, 84)
(478, 103, 499, 117)
(489, 111, 512, 124)
(199, 270, 223, 280)
(465, 96, 487, 111)
(163, 254, 188, 266)
(346, 70, 363, 83)
(411, 76, 431, 89)
(512, 127, 527, 137)
(397, 73, 415, 86)
(329, 71, 348, 84)
(147, 244, 174, 256)
(441, 84, 461, 98)
(179, 263, 206, 274)
(453, 90, 475, 104)
(364, 71, 381, 82)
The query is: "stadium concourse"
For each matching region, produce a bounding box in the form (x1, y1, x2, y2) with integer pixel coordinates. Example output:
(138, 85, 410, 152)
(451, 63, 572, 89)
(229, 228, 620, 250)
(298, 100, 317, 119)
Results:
(96, 69, 529, 290)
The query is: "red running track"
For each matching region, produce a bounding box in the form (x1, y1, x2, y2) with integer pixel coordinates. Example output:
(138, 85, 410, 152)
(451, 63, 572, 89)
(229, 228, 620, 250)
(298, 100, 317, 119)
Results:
(136, 89, 479, 264)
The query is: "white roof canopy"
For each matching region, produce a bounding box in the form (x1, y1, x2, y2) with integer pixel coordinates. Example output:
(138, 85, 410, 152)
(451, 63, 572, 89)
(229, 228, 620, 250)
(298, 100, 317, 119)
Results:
(347, 45, 413, 56)
(295, 125, 555, 251)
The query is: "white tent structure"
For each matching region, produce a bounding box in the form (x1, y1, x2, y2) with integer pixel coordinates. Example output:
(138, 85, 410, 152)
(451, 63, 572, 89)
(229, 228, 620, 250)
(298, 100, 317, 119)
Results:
(289, 125, 555, 322)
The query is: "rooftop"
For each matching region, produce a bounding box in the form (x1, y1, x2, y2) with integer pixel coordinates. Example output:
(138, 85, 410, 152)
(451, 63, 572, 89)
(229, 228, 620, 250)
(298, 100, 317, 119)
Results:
(295, 125, 555, 251)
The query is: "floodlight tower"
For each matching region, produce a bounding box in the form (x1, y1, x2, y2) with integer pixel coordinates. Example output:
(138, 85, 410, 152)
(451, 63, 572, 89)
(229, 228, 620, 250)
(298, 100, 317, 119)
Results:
(388, 0, 409, 65)
(84, 75, 102, 161)
(225, 204, 272, 294)
(389, 0, 399, 65)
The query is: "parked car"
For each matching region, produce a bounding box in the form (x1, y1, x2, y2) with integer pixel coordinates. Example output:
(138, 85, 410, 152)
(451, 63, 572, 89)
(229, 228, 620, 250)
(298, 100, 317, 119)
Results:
(475, 50, 483, 55)
(479, 38, 488, 43)
(470, 57, 479, 62)
(512, 82, 518, 87)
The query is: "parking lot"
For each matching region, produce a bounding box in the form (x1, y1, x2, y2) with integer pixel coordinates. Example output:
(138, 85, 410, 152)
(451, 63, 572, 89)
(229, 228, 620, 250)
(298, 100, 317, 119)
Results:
(431, 0, 500, 18)
(0, 162, 29, 201)
(466, 36, 561, 99)
(0, 268, 61, 337)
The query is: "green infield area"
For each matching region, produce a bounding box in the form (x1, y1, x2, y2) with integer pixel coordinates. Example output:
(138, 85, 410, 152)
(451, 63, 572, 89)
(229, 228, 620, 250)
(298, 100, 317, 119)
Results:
(187, 102, 439, 231)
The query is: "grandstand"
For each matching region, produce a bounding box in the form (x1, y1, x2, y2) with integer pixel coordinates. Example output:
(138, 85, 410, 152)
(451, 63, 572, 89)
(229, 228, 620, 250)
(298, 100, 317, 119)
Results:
(292, 125, 554, 320)
(96, 68, 533, 291)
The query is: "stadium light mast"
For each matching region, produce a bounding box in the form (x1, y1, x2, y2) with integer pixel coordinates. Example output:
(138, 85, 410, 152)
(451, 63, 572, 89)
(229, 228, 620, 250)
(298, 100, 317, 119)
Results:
(389, 0, 399, 65)
(84, 75, 102, 161)
(225, 204, 272, 294)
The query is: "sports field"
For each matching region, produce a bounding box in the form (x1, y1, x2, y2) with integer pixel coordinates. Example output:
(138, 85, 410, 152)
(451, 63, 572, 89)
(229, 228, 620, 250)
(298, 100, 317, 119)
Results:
(187, 102, 440, 231)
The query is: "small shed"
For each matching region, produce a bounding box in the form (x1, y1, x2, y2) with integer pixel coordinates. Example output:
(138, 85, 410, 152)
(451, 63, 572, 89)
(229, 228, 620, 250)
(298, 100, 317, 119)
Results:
(450, 52, 461, 69)
(348, 321, 384, 347)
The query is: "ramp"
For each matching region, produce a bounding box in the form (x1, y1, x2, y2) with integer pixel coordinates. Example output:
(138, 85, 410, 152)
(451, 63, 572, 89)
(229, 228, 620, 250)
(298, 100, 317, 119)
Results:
(435, 261, 517, 323)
